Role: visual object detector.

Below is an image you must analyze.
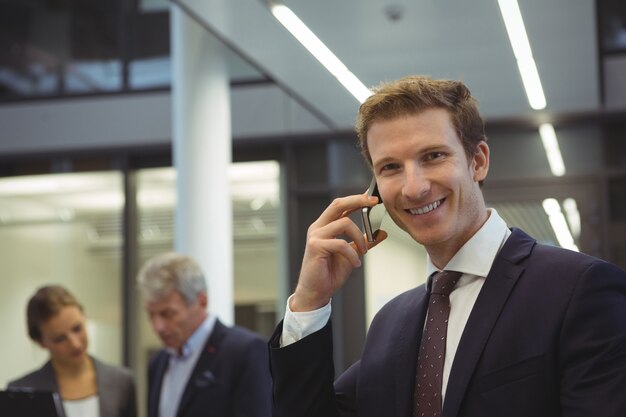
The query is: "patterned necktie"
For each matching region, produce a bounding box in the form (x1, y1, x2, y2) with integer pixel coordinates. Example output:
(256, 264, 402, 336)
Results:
(413, 270, 462, 417)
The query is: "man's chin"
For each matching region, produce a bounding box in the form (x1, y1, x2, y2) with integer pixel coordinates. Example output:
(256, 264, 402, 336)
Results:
(405, 227, 449, 248)
(160, 337, 177, 349)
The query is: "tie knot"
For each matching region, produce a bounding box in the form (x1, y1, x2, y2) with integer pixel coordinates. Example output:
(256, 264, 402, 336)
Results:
(431, 270, 461, 297)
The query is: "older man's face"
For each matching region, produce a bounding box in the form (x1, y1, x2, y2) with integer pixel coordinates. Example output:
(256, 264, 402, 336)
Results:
(145, 290, 207, 353)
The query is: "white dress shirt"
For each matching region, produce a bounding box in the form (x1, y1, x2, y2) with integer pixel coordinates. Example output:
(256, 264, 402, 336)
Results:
(281, 208, 511, 401)
(159, 314, 217, 417)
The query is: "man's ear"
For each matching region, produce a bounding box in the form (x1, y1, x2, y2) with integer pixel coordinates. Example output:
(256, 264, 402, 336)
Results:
(197, 292, 208, 310)
(472, 141, 490, 182)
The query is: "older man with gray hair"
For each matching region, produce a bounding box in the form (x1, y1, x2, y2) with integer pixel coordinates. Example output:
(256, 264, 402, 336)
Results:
(137, 252, 272, 417)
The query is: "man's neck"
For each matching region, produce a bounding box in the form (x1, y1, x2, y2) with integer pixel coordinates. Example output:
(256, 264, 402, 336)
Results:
(427, 209, 491, 270)
(174, 312, 209, 356)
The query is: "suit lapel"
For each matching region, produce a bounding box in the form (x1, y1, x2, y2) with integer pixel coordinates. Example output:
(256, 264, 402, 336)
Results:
(93, 358, 112, 417)
(40, 361, 60, 392)
(149, 352, 170, 417)
(394, 285, 430, 417)
(442, 229, 535, 417)
(175, 319, 226, 417)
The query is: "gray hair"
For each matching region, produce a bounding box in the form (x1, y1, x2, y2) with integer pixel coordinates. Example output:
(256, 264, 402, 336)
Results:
(137, 252, 207, 305)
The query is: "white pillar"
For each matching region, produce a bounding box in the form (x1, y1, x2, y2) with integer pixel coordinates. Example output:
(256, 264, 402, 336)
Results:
(171, 5, 234, 324)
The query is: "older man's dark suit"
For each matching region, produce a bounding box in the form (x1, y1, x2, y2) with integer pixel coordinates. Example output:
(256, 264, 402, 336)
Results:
(269, 228, 626, 417)
(149, 319, 272, 417)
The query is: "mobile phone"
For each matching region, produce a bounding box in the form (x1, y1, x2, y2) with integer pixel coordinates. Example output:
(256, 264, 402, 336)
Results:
(361, 176, 384, 243)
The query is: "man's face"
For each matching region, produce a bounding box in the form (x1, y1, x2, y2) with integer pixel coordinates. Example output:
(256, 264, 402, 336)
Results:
(145, 290, 207, 353)
(368, 108, 489, 265)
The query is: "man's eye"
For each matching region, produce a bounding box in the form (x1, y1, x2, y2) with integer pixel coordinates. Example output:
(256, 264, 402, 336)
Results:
(426, 152, 444, 161)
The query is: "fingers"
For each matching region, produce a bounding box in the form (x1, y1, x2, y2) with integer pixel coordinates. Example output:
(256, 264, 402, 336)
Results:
(371, 229, 388, 247)
(309, 194, 379, 251)
(294, 194, 386, 313)
(309, 215, 367, 256)
(319, 237, 363, 268)
(315, 194, 379, 229)
(349, 228, 388, 253)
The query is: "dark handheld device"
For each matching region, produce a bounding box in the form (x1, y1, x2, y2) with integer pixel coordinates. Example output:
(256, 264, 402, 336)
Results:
(361, 176, 384, 243)
(0, 390, 65, 417)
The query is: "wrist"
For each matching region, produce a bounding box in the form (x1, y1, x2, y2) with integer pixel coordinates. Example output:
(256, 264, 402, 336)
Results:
(290, 289, 330, 312)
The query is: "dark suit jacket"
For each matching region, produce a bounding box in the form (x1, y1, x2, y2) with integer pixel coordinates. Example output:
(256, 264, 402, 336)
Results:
(7, 357, 137, 417)
(148, 319, 272, 417)
(269, 228, 626, 417)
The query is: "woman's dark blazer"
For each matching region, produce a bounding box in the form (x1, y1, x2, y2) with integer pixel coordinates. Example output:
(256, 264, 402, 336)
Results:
(7, 357, 137, 417)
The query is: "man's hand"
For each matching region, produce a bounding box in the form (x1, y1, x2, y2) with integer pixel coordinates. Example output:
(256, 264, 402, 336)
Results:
(290, 193, 387, 312)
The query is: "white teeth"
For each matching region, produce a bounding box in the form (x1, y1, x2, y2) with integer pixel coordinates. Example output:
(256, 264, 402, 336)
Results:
(408, 200, 441, 215)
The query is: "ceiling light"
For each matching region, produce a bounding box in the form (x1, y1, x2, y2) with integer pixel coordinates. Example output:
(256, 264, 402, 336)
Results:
(562, 198, 581, 239)
(539, 123, 566, 176)
(497, 0, 546, 110)
(228, 161, 279, 182)
(542, 198, 579, 252)
(0, 173, 117, 196)
(270, 4, 372, 103)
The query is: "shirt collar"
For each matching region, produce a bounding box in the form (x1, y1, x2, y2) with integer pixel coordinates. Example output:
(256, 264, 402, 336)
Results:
(166, 314, 217, 359)
(426, 208, 510, 279)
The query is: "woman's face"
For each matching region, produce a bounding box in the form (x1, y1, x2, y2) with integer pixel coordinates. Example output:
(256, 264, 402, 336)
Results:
(37, 305, 89, 367)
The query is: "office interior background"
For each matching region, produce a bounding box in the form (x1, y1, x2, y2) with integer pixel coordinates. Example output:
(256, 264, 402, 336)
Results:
(1, 0, 625, 416)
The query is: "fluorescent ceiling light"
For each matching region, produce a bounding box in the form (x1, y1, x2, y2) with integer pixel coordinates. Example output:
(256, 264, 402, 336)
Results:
(516, 58, 546, 110)
(0, 172, 119, 196)
(137, 162, 281, 209)
(271, 4, 372, 103)
(228, 161, 279, 182)
(539, 123, 566, 176)
(497, 0, 546, 110)
(562, 198, 581, 239)
(542, 198, 579, 252)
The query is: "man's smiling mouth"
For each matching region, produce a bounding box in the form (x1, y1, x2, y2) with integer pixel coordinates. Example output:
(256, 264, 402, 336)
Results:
(406, 199, 443, 215)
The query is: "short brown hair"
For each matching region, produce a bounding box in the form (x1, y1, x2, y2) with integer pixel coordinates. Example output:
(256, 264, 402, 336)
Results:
(355, 75, 487, 166)
(27, 285, 83, 342)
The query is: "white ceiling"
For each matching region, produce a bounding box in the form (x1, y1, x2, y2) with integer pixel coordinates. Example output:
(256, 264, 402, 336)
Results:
(177, 0, 600, 129)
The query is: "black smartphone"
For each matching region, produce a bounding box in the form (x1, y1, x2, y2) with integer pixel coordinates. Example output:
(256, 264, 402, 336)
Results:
(361, 176, 384, 243)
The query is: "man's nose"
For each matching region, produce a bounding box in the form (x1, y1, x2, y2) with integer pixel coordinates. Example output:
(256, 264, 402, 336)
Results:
(401, 165, 430, 199)
(151, 316, 165, 332)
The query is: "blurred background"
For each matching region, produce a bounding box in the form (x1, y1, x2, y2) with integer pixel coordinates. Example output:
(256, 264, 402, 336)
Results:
(1, 1, 625, 416)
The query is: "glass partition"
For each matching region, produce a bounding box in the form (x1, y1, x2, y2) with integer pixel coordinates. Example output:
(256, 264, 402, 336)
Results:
(131, 161, 282, 417)
(0, 171, 124, 387)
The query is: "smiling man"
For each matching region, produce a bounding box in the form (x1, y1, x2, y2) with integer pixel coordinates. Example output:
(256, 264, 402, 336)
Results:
(137, 252, 272, 417)
(269, 75, 626, 417)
